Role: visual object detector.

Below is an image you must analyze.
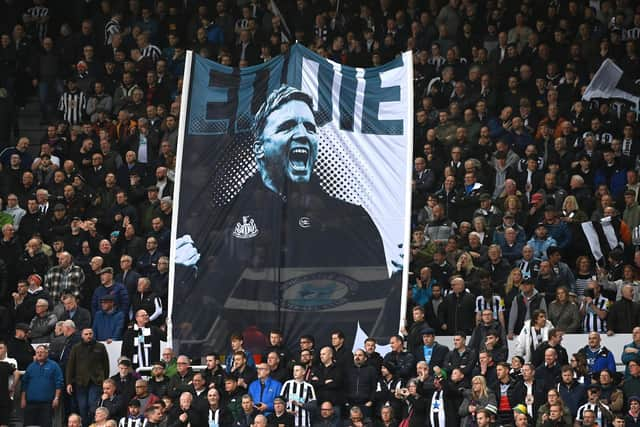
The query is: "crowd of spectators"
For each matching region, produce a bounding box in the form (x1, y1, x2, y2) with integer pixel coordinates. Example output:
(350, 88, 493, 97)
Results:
(0, 0, 640, 426)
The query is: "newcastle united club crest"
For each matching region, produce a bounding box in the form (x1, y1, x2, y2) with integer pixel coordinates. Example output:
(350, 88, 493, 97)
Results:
(233, 216, 259, 239)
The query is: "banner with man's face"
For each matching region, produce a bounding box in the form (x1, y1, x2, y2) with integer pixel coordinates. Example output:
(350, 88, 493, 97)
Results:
(170, 45, 413, 354)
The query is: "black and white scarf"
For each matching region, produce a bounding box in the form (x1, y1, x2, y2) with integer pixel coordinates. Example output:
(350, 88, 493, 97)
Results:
(429, 389, 446, 427)
(133, 324, 152, 368)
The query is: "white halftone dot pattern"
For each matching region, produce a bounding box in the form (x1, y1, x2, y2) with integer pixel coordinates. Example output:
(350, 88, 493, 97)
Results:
(211, 135, 257, 206)
(315, 126, 373, 206)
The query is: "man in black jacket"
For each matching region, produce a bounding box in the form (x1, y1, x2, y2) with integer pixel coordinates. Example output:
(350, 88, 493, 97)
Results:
(443, 333, 477, 376)
(439, 277, 476, 335)
(607, 285, 640, 334)
(346, 349, 377, 417)
(310, 347, 344, 412)
(382, 335, 416, 381)
(404, 305, 427, 354)
(532, 328, 569, 368)
(169, 392, 206, 426)
(513, 363, 546, 418)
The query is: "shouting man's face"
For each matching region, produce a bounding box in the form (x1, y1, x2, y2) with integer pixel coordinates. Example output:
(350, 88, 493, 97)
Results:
(255, 98, 318, 192)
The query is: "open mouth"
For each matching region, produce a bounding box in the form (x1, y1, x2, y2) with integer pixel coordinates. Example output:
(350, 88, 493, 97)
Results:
(289, 147, 310, 172)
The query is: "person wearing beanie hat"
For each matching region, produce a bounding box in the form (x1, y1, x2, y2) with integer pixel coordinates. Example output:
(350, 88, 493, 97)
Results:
(513, 404, 528, 415)
(414, 327, 449, 370)
(27, 274, 42, 287)
(374, 360, 402, 418)
(576, 383, 613, 427)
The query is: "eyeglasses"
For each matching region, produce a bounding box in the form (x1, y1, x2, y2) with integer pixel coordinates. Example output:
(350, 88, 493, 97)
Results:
(177, 362, 188, 365)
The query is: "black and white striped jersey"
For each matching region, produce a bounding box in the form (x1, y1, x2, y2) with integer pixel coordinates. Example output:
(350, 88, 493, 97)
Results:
(580, 295, 609, 333)
(26, 5, 49, 41)
(141, 44, 162, 63)
(281, 379, 316, 427)
(58, 90, 87, 125)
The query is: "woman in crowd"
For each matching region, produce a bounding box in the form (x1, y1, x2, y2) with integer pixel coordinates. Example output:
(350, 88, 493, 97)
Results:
(459, 376, 497, 427)
(570, 352, 589, 384)
(455, 251, 482, 294)
(536, 389, 572, 427)
(395, 379, 428, 427)
(504, 268, 525, 321)
(574, 256, 596, 298)
(548, 286, 581, 333)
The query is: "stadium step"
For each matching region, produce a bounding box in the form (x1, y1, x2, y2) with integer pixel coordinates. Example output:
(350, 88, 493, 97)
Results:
(17, 95, 46, 155)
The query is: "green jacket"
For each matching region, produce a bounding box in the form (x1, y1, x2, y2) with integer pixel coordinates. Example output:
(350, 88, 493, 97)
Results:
(624, 203, 640, 230)
(165, 357, 178, 378)
(65, 339, 110, 387)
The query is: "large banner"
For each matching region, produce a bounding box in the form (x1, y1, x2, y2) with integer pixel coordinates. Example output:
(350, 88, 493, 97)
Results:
(169, 44, 413, 355)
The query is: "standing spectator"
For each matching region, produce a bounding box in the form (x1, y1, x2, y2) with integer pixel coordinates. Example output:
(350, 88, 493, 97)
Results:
(439, 276, 476, 335)
(310, 347, 344, 413)
(6, 323, 35, 370)
(58, 78, 86, 125)
(606, 285, 640, 334)
(383, 335, 416, 382)
(44, 251, 85, 302)
(575, 384, 613, 427)
(20, 345, 64, 427)
(121, 309, 165, 371)
(508, 280, 547, 339)
(248, 363, 282, 416)
(514, 310, 554, 363)
(66, 328, 110, 423)
(92, 294, 124, 342)
(91, 266, 129, 317)
(548, 287, 581, 333)
(29, 297, 57, 343)
(169, 392, 206, 427)
(59, 293, 91, 331)
(578, 332, 616, 377)
(414, 328, 449, 369)
(532, 329, 569, 368)
(130, 277, 162, 326)
(205, 387, 234, 427)
(579, 281, 609, 333)
(281, 363, 317, 427)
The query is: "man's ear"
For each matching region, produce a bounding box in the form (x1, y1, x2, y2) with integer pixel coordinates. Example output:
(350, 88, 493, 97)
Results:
(253, 140, 264, 159)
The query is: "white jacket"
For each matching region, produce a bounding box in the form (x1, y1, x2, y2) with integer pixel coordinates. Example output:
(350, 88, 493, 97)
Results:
(514, 319, 554, 362)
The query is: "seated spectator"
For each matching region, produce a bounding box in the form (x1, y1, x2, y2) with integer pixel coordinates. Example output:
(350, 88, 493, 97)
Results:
(91, 379, 123, 421)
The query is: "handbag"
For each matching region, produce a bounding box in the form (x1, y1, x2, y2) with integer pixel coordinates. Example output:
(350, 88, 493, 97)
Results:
(399, 408, 414, 427)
